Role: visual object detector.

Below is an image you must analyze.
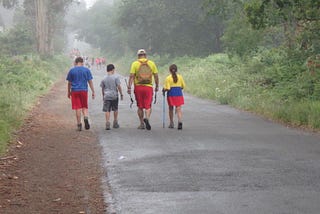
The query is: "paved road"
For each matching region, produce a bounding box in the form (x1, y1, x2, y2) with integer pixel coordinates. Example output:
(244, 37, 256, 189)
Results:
(89, 68, 320, 214)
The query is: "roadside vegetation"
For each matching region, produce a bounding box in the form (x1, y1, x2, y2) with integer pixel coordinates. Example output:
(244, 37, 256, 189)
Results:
(0, 55, 69, 154)
(0, 1, 74, 154)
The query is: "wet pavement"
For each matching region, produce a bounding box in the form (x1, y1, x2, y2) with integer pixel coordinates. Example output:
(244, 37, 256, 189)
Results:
(89, 68, 320, 214)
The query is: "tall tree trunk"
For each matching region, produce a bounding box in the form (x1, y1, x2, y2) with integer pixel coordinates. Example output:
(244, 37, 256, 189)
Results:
(35, 0, 49, 56)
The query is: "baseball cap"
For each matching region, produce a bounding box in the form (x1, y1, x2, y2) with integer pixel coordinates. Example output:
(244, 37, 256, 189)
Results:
(137, 49, 146, 55)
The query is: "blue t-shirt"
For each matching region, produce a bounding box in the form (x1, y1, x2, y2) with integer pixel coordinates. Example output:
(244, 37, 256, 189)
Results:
(66, 66, 93, 91)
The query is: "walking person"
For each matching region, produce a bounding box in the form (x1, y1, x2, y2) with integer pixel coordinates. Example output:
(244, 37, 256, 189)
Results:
(100, 64, 123, 130)
(95, 57, 100, 70)
(127, 49, 159, 130)
(91, 57, 95, 67)
(162, 64, 185, 130)
(101, 57, 106, 69)
(66, 56, 95, 131)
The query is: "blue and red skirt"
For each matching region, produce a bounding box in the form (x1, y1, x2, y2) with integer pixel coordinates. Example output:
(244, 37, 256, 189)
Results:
(167, 87, 184, 107)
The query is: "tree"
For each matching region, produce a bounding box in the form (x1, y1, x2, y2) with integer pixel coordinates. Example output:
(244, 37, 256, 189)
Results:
(0, 23, 34, 55)
(23, 0, 74, 56)
(204, 0, 266, 56)
(115, 0, 223, 56)
(244, 0, 320, 54)
(0, 0, 18, 9)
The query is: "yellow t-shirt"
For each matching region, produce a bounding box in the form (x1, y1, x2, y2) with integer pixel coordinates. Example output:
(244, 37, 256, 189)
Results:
(164, 74, 186, 90)
(130, 58, 158, 87)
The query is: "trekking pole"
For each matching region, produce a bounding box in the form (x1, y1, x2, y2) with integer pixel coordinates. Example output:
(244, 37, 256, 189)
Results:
(125, 78, 134, 108)
(162, 90, 166, 128)
(153, 91, 157, 104)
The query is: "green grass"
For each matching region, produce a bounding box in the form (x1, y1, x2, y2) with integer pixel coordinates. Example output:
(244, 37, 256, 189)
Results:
(0, 55, 69, 154)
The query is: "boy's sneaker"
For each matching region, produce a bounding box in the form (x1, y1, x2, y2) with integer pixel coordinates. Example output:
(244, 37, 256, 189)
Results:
(77, 123, 82, 131)
(113, 120, 119, 129)
(143, 118, 151, 130)
(178, 122, 183, 130)
(84, 117, 90, 130)
(137, 123, 145, 129)
(168, 122, 174, 129)
(106, 122, 111, 130)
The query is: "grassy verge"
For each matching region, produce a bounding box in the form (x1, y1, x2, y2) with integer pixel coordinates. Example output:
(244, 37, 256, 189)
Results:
(0, 55, 70, 154)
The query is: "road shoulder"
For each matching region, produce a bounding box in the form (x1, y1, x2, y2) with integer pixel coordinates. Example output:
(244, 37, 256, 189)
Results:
(0, 78, 106, 213)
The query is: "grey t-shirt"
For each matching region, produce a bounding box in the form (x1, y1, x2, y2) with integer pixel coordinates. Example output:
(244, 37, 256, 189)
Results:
(100, 74, 120, 100)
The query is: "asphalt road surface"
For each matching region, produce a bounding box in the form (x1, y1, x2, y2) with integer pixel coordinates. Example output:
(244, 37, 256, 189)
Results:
(89, 67, 320, 214)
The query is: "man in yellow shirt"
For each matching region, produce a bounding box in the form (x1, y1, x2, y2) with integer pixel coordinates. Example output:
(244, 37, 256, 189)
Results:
(127, 49, 159, 130)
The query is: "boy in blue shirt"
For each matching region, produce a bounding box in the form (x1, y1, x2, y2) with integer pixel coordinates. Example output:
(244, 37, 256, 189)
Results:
(66, 57, 95, 131)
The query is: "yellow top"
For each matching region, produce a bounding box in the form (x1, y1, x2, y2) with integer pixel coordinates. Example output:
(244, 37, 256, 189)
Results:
(164, 73, 186, 90)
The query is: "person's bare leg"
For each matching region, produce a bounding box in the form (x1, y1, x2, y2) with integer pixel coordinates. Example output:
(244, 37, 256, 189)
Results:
(105, 111, 111, 130)
(82, 108, 90, 129)
(114, 111, 118, 121)
(82, 108, 88, 117)
(176, 106, 183, 130)
(105, 112, 110, 122)
(76, 109, 82, 124)
(113, 111, 119, 128)
(143, 108, 152, 130)
(169, 106, 174, 125)
(145, 108, 152, 119)
(137, 108, 144, 125)
(76, 109, 82, 131)
(176, 106, 182, 122)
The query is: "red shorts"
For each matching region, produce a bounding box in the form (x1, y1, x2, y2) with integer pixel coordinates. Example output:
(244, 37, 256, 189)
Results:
(134, 85, 153, 109)
(71, 91, 88, 110)
(167, 96, 184, 107)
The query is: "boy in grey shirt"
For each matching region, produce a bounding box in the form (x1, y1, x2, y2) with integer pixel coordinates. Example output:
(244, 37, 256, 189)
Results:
(100, 64, 123, 130)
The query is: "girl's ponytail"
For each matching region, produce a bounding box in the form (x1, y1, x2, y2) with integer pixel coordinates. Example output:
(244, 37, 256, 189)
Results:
(169, 64, 178, 83)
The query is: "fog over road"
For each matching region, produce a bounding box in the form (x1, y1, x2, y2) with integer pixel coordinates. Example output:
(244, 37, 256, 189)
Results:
(88, 68, 320, 214)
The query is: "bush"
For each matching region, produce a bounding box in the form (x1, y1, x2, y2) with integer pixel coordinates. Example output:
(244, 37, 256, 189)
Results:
(0, 55, 69, 154)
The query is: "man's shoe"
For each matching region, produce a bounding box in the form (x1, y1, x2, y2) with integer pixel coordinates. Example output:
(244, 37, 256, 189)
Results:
(113, 120, 119, 129)
(77, 123, 82, 131)
(106, 122, 111, 130)
(168, 122, 174, 129)
(178, 122, 183, 130)
(84, 117, 90, 130)
(137, 123, 145, 129)
(143, 118, 151, 130)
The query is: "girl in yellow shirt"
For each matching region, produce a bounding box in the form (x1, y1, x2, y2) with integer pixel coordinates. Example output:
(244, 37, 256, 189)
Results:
(163, 64, 186, 130)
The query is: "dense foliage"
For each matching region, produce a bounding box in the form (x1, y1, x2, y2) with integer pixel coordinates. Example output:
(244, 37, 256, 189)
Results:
(244, 0, 320, 55)
(0, 55, 69, 154)
(73, 0, 224, 56)
(0, 24, 34, 55)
